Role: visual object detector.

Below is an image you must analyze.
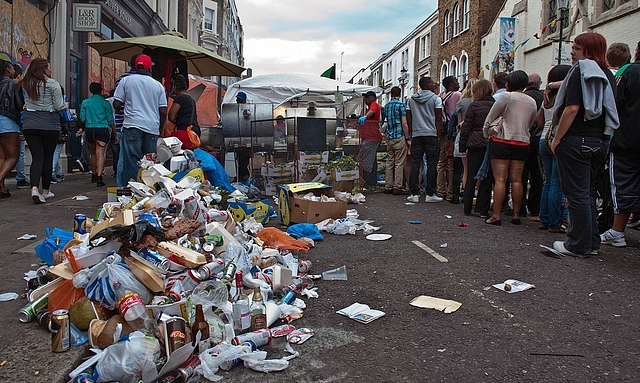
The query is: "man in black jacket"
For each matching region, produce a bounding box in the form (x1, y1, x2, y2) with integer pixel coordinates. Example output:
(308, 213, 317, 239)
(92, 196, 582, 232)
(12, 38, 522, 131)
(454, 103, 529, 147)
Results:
(600, 41, 640, 248)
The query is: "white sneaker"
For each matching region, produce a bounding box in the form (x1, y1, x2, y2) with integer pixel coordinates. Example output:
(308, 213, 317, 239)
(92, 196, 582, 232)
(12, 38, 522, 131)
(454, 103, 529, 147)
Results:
(406, 195, 419, 203)
(424, 195, 444, 203)
(552, 241, 588, 258)
(43, 191, 55, 199)
(600, 229, 627, 247)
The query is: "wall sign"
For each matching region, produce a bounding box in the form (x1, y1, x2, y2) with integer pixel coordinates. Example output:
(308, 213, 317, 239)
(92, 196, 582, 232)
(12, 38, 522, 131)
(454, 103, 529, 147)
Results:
(72, 4, 102, 32)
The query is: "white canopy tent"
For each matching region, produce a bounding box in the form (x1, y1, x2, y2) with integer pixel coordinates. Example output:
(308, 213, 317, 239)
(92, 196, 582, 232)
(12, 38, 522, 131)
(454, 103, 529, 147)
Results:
(222, 73, 382, 117)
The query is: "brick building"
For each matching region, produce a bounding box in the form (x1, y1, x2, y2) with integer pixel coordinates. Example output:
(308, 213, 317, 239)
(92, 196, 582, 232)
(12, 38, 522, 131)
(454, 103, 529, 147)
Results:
(438, 0, 501, 85)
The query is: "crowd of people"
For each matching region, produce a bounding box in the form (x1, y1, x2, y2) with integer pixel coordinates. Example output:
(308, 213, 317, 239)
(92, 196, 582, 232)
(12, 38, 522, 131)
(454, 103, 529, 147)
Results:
(0, 53, 199, 204)
(368, 33, 639, 257)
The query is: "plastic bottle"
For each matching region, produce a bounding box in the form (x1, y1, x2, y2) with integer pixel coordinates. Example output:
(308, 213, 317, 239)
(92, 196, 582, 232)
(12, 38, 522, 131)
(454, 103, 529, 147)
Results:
(113, 281, 155, 335)
(232, 272, 251, 334)
(277, 277, 314, 298)
(191, 304, 210, 353)
(250, 288, 266, 331)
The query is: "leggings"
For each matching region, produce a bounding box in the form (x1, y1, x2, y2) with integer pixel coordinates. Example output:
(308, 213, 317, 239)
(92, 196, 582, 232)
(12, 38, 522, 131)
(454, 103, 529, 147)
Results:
(23, 130, 59, 190)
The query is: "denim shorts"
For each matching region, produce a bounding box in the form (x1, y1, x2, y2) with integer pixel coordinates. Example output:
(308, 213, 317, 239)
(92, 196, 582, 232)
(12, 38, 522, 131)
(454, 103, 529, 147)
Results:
(0, 115, 20, 134)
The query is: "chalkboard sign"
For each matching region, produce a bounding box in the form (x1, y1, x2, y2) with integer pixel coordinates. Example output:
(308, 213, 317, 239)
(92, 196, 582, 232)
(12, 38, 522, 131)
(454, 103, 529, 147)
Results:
(297, 117, 327, 151)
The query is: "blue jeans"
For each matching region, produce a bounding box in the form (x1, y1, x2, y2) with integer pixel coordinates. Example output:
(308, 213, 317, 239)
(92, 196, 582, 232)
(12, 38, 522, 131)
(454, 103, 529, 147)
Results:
(539, 139, 563, 229)
(117, 127, 157, 186)
(111, 131, 121, 174)
(410, 136, 439, 196)
(15, 140, 26, 181)
(555, 135, 608, 254)
(52, 143, 65, 178)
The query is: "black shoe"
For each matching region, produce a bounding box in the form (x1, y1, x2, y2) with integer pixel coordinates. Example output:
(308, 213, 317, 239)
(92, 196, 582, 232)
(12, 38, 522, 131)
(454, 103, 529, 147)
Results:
(393, 189, 409, 195)
(449, 197, 460, 204)
(16, 180, 30, 189)
(76, 159, 86, 173)
(384, 189, 393, 194)
(91, 174, 97, 183)
(485, 218, 501, 226)
(96, 176, 106, 187)
(511, 218, 522, 225)
(0, 191, 11, 199)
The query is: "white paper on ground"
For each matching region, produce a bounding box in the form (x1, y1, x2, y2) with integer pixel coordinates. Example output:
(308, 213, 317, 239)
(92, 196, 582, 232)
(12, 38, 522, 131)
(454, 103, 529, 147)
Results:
(409, 295, 462, 313)
(17, 234, 37, 240)
(493, 279, 535, 293)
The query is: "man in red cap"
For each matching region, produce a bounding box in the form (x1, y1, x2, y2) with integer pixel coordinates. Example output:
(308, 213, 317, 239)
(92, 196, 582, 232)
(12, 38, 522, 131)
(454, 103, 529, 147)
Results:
(113, 54, 167, 185)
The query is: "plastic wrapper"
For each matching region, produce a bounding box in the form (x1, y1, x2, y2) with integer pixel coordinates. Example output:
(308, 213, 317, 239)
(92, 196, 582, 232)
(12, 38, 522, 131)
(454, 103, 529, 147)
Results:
(90, 221, 165, 246)
(93, 331, 161, 383)
(70, 322, 89, 346)
(49, 278, 86, 312)
(187, 280, 229, 315)
(286, 223, 323, 241)
(224, 242, 254, 275)
(197, 343, 298, 380)
(255, 227, 310, 253)
(85, 253, 152, 310)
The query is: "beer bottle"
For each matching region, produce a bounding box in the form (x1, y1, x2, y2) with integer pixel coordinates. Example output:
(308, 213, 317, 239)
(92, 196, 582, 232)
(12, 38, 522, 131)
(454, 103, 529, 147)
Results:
(191, 304, 210, 353)
(250, 288, 266, 331)
(232, 272, 251, 333)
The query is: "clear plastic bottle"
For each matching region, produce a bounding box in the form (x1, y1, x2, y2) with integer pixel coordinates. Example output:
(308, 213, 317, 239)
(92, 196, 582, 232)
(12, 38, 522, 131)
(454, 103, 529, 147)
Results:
(113, 281, 156, 335)
(232, 272, 251, 333)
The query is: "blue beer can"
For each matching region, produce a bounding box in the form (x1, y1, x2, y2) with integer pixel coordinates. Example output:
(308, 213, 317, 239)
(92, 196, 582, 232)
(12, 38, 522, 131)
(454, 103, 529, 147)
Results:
(73, 214, 87, 234)
(137, 248, 170, 271)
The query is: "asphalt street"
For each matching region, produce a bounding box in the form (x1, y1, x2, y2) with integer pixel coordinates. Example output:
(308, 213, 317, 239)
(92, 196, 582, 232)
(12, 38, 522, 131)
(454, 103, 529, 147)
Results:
(1, 171, 639, 382)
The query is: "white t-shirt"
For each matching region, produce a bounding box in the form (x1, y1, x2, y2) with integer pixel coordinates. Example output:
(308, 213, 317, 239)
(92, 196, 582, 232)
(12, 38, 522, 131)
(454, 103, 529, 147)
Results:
(114, 74, 167, 135)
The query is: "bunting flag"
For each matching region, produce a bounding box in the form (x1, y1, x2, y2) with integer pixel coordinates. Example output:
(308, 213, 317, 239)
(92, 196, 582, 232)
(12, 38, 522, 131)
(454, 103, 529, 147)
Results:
(321, 63, 336, 79)
(477, 16, 561, 76)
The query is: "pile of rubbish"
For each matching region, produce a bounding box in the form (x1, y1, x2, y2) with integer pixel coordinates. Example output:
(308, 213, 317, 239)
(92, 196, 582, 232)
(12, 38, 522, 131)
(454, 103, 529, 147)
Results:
(18, 152, 358, 383)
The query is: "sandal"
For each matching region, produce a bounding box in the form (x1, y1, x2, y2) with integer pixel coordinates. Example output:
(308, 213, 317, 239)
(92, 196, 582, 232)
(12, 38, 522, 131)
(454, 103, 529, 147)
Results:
(548, 225, 567, 234)
(539, 224, 549, 230)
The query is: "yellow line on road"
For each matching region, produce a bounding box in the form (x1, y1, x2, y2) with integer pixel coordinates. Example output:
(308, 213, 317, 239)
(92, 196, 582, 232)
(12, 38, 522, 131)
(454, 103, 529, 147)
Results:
(412, 240, 448, 263)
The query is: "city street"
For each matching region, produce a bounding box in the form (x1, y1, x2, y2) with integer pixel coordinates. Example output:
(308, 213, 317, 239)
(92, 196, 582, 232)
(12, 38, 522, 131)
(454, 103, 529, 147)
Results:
(1, 172, 639, 382)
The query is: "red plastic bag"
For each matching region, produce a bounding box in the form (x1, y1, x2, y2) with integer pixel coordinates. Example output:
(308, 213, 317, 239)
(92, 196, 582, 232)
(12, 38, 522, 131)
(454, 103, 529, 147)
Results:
(255, 227, 309, 253)
(48, 279, 85, 312)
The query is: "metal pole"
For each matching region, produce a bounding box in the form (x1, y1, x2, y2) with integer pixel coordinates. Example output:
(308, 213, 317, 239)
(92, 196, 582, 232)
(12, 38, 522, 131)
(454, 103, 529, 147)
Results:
(557, 8, 564, 65)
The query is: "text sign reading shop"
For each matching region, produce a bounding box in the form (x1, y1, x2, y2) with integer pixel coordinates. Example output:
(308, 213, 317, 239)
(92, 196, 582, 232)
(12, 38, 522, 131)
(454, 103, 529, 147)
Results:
(72, 4, 102, 32)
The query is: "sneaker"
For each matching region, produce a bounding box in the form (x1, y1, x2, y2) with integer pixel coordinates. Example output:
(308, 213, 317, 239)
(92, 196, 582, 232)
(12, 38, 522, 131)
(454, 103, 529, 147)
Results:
(425, 195, 444, 203)
(50, 177, 58, 184)
(56, 174, 65, 182)
(553, 241, 588, 258)
(43, 191, 55, 199)
(627, 214, 640, 228)
(31, 190, 46, 204)
(76, 159, 86, 173)
(407, 195, 419, 203)
(600, 229, 627, 247)
(16, 180, 30, 189)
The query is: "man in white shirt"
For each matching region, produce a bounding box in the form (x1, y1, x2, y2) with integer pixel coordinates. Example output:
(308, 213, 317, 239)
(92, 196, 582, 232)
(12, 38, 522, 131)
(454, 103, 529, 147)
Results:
(113, 54, 167, 186)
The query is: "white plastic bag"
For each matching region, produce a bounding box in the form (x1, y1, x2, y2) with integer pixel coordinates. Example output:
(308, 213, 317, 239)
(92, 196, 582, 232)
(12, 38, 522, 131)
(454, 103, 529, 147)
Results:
(93, 331, 161, 383)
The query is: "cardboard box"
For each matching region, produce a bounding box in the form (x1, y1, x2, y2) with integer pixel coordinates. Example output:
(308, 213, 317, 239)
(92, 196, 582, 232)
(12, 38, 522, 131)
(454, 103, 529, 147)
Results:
(299, 151, 329, 164)
(261, 162, 294, 178)
(89, 209, 135, 239)
(277, 182, 347, 225)
(332, 180, 355, 192)
(107, 187, 133, 202)
(253, 152, 268, 170)
(228, 198, 271, 224)
(332, 167, 359, 181)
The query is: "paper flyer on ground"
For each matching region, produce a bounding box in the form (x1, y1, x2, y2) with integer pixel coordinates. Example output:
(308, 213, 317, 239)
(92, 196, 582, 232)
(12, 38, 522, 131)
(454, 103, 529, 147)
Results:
(336, 302, 385, 324)
(493, 279, 535, 293)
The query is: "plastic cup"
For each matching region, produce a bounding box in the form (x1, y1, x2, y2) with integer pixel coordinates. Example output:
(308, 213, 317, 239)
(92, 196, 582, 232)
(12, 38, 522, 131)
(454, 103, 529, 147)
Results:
(322, 265, 348, 281)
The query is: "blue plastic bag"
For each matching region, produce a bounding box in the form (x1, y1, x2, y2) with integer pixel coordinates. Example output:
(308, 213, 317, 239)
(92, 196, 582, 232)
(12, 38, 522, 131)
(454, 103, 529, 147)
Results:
(286, 223, 324, 241)
(34, 227, 75, 265)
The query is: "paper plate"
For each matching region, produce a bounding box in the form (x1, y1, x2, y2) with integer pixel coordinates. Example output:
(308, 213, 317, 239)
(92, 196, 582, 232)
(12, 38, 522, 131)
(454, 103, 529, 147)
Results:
(366, 233, 392, 241)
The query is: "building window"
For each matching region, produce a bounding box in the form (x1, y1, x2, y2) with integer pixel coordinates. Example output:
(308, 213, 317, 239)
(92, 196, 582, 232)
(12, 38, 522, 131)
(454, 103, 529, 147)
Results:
(604, 0, 632, 11)
(204, 7, 214, 32)
(463, 0, 470, 30)
(451, 59, 458, 81)
(443, 11, 450, 42)
(420, 32, 431, 60)
(459, 54, 468, 83)
(386, 62, 393, 83)
(401, 48, 409, 70)
(453, 3, 460, 36)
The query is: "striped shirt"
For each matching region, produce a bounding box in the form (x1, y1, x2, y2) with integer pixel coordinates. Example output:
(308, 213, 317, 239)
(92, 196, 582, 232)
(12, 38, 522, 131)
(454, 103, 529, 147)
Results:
(383, 97, 406, 140)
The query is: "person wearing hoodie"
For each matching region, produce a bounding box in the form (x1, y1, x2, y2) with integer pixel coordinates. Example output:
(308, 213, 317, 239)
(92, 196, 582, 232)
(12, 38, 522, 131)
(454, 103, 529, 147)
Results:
(548, 32, 619, 257)
(406, 76, 443, 203)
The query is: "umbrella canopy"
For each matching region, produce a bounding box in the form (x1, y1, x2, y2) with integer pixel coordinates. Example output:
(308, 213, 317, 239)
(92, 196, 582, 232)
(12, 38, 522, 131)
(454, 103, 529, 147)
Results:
(86, 31, 245, 78)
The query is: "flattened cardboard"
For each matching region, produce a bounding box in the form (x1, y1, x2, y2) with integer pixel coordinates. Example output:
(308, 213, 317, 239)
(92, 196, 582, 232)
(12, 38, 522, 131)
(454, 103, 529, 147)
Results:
(409, 295, 462, 313)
